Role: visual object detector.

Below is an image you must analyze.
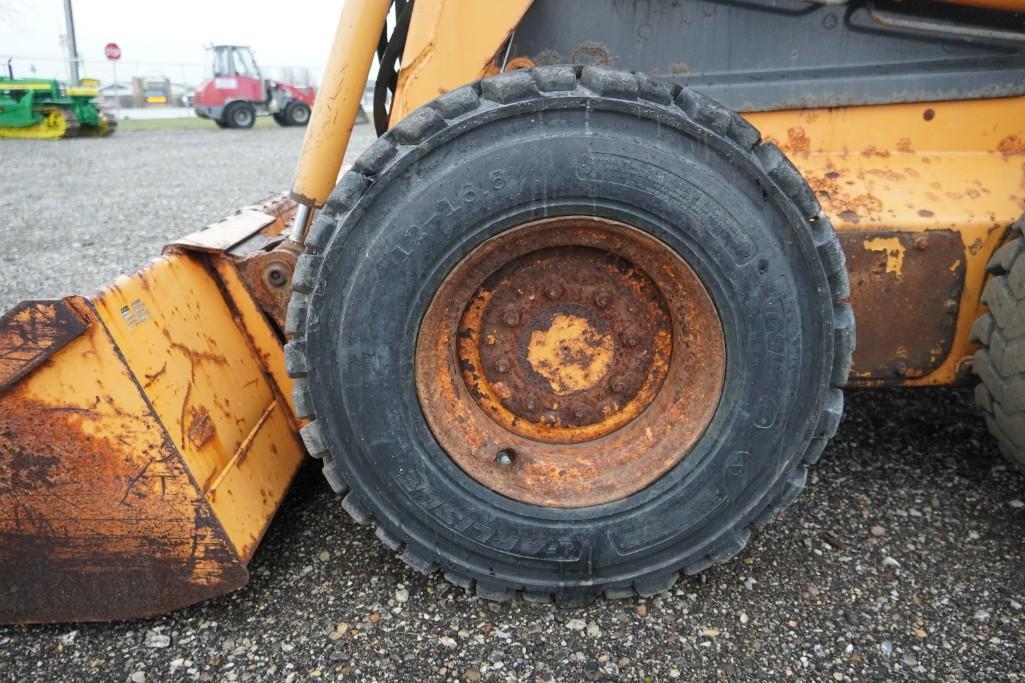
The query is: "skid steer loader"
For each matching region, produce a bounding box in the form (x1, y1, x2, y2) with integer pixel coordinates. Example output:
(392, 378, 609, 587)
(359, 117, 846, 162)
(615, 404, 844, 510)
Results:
(1, 0, 1023, 622)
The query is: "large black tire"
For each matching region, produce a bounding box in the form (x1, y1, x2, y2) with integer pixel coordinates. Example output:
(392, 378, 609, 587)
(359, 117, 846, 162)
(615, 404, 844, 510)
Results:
(272, 112, 289, 127)
(285, 66, 853, 604)
(214, 119, 230, 129)
(224, 102, 256, 129)
(971, 214, 1025, 474)
(283, 101, 311, 127)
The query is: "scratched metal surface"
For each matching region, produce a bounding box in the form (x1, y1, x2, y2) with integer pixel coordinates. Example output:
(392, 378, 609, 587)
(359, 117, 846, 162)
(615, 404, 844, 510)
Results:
(841, 230, 967, 383)
(0, 297, 250, 623)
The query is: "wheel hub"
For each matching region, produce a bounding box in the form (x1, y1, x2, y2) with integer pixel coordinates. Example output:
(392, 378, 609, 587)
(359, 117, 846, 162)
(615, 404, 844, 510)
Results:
(416, 216, 725, 507)
(458, 245, 672, 442)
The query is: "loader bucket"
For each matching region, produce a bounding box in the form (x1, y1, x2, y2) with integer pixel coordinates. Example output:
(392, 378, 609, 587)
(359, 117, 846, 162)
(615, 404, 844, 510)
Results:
(0, 196, 305, 623)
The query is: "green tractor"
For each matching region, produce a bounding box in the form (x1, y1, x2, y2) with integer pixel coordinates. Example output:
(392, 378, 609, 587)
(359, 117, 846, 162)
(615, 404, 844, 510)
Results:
(0, 77, 116, 139)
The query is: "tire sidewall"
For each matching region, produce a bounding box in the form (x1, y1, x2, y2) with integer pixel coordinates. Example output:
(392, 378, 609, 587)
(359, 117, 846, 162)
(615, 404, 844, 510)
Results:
(287, 102, 310, 126)
(306, 96, 832, 587)
(228, 103, 255, 129)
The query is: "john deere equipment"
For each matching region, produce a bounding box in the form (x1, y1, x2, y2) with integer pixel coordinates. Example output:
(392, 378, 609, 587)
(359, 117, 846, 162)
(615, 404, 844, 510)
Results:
(0, 77, 116, 139)
(1, 0, 1023, 622)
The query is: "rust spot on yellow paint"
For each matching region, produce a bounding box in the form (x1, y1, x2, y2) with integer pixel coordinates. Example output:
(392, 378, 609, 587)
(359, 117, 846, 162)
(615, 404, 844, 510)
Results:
(786, 126, 811, 155)
(527, 314, 614, 395)
(805, 167, 885, 223)
(798, 108, 823, 123)
(997, 134, 1025, 156)
(864, 237, 906, 277)
(861, 146, 891, 158)
(188, 406, 216, 449)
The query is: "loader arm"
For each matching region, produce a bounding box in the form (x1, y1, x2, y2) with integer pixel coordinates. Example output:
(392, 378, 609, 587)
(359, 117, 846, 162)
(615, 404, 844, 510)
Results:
(289, 0, 532, 215)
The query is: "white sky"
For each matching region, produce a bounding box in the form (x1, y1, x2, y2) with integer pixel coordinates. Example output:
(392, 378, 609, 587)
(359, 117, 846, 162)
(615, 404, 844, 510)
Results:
(0, 0, 349, 85)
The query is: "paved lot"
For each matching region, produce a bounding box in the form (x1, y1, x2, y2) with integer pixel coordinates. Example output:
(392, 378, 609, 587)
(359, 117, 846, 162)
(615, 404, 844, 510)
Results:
(0, 127, 1023, 682)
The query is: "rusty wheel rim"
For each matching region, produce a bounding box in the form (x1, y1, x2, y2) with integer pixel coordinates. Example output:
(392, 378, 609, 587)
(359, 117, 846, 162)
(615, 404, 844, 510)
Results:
(415, 216, 725, 507)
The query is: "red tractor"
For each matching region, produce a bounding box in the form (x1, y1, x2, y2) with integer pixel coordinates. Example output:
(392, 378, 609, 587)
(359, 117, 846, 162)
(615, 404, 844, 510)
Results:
(193, 45, 315, 129)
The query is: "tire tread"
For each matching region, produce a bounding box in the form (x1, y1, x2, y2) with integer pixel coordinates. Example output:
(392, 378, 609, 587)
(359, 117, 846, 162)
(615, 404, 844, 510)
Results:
(284, 66, 855, 602)
(971, 214, 1025, 474)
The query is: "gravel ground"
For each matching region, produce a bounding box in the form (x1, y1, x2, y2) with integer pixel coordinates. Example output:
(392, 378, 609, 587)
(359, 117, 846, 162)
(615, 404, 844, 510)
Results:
(1, 127, 1024, 682)
(0, 123, 377, 312)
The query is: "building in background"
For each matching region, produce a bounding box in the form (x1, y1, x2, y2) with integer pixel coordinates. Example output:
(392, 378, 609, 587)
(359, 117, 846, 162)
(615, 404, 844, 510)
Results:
(98, 81, 132, 108)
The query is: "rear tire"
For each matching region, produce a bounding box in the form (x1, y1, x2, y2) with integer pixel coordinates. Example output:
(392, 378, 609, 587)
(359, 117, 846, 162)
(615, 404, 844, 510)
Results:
(286, 66, 853, 603)
(971, 214, 1025, 474)
(272, 112, 289, 127)
(214, 119, 230, 129)
(224, 102, 255, 129)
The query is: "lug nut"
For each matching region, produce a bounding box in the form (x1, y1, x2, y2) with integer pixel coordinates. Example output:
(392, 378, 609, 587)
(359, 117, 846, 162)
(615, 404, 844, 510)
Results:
(594, 290, 611, 308)
(624, 334, 639, 348)
(572, 406, 586, 420)
(610, 377, 627, 393)
(495, 449, 515, 466)
(545, 283, 563, 299)
(502, 309, 520, 327)
(496, 358, 511, 373)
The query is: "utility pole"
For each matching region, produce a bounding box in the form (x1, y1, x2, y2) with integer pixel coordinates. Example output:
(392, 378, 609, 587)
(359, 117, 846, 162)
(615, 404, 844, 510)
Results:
(63, 0, 80, 84)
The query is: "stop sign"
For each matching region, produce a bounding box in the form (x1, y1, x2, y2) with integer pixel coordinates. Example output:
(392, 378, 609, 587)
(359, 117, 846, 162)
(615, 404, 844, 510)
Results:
(104, 42, 121, 61)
